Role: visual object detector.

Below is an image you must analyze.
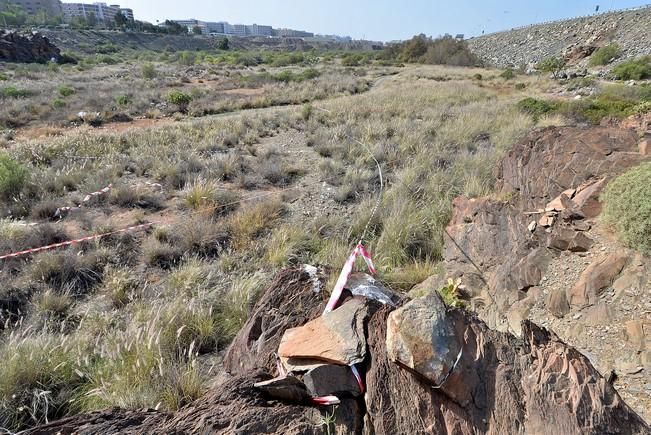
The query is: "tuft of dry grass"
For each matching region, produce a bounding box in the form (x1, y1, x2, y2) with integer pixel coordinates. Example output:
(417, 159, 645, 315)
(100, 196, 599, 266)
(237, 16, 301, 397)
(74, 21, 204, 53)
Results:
(227, 199, 284, 250)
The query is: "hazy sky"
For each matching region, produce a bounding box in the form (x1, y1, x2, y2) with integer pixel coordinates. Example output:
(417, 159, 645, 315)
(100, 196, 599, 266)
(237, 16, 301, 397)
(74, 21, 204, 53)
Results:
(117, 0, 648, 41)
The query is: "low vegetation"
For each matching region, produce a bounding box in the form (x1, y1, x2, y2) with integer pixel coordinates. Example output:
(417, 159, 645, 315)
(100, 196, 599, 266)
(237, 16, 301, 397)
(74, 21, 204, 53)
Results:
(601, 162, 651, 255)
(589, 44, 621, 67)
(611, 56, 651, 80)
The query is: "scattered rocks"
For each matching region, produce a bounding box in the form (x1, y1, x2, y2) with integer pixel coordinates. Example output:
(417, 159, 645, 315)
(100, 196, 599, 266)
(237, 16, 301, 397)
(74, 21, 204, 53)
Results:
(548, 227, 594, 252)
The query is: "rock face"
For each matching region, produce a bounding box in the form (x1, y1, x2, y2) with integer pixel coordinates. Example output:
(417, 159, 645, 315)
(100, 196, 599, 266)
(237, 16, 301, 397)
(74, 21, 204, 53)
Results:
(467, 6, 651, 67)
(0, 31, 62, 63)
(223, 267, 327, 376)
(444, 126, 648, 324)
(366, 301, 649, 435)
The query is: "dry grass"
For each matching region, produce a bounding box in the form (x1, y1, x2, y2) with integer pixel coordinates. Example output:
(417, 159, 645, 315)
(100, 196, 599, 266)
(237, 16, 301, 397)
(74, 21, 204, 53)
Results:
(0, 61, 547, 432)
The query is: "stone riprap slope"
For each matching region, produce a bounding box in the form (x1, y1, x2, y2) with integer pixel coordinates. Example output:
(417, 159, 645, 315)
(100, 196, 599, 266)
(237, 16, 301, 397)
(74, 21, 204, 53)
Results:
(467, 6, 651, 67)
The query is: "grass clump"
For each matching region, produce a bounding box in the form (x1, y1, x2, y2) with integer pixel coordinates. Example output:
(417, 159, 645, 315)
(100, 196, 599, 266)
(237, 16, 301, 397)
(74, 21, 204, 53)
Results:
(264, 225, 320, 267)
(589, 44, 620, 66)
(57, 85, 75, 98)
(500, 69, 515, 80)
(0, 153, 29, 200)
(141, 63, 158, 79)
(601, 162, 651, 255)
(30, 251, 105, 294)
(227, 199, 284, 249)
(611, 56, 651, 80)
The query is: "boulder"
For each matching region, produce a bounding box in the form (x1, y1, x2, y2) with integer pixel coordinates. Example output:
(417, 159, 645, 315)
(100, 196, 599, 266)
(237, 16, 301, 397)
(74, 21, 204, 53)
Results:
(385, 292, 463, 389)
(278, 298, 369, 366)
(303, 364, 362, 397)
(547, 227, 594, 252)
(547, 288, 570, 318)
(567, 254, 629, 308)
(224, 267, 327, 376)
(624, 320, 646, 352)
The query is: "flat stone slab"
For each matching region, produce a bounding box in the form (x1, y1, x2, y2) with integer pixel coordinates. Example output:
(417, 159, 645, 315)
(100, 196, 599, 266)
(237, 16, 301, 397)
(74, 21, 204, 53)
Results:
(278, 298, 367, 365)
(304, 364, 362, 397)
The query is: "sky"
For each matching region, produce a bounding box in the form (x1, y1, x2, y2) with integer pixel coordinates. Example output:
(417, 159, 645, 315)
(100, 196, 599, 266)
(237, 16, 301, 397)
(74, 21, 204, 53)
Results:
(116, 0, 649, 41)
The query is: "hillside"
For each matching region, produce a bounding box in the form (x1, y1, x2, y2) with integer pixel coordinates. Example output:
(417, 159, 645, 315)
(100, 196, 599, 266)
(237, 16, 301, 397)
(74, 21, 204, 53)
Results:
(468, 6, 651, 67)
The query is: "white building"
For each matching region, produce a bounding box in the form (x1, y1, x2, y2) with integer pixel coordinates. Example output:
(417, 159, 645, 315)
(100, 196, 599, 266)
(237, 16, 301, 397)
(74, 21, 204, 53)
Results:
(62, 2, 127, 24)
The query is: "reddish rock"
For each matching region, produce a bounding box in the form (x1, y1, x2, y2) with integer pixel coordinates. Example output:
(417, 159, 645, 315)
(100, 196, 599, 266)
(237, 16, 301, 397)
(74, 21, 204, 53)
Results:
(224, 267, 327, 376)
(364, 307, 649, 435)
(278, 298, 368, 365)
(567, 254, 629, 308)
(498, 126, 642, 210)
(547, 227, 594, 252)
(572, 178, 607, 218)
(624, 320, 646, 352)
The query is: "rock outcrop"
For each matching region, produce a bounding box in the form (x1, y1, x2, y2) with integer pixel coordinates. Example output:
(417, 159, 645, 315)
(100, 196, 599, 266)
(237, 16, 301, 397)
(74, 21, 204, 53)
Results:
(28, 267, 649, 435)
(0, 31, 62, 63)
(467, 6, 651, 67)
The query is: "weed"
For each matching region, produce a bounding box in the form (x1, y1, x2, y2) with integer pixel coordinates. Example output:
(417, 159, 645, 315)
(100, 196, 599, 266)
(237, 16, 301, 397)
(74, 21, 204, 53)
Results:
(0, 153, 29, 200)
(438, 278, 466, 308)
(141, 63, 158, 80)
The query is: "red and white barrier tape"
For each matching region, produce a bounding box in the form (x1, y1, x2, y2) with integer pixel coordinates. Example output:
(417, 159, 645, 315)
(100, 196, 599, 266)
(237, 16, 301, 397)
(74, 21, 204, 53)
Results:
(0, 222, 152, 260)
(310, 242, 375, 406)
(324, 242, 376, 314)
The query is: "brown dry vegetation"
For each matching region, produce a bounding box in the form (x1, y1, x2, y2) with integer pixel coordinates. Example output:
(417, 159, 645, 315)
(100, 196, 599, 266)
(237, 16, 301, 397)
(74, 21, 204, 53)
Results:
(2, 53, 632, 431)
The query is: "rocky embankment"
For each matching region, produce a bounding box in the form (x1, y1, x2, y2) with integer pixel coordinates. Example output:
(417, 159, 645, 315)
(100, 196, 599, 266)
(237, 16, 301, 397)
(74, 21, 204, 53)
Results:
(467, 6, 651, 67)
(29, 266, 649, 434)
(441, 116, 651, 420)
(0, 31, 61, 63)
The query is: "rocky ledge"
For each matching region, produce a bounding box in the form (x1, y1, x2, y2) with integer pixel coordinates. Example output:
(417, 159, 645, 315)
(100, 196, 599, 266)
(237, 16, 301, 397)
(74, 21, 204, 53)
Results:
(28, 267, 649, 434)
(0, 31, 62, 63)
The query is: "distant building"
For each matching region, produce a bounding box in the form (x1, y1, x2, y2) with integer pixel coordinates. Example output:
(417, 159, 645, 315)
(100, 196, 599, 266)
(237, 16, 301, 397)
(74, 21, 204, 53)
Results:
(273, 28, 314, 38)
(62, 2, 130, 24)
(246, 24, 272, 36)
(119, 7, 133, 20)
(7, 0, 63, 16)
(231, 23, 247, 36)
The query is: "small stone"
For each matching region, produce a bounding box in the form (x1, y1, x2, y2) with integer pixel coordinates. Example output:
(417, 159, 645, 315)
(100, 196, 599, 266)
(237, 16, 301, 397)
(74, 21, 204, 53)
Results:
(303, 364, 362, 397)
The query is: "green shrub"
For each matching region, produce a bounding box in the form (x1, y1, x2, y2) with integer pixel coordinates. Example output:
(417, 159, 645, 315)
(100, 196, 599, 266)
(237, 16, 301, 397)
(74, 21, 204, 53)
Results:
(141, 63, 157, 79)
(57, 85, 75, 97)
(611, 56, 651, 80)
(601, 162, 651, 255)
(500, 69, 515, 80)
(115, 94, 131, 106)
(472, 73, 482, 80)
(0, 154, 28, 199)
(438, 278, 466, 308)
(166, 90, 193, 112)
(515, 83, 526, 90)
(516, 97, 559, 120)
(0, 86, 32, 98)
(589, 44, 620, 66)
(0, 73, 8, 81)
(52, 98, 66, 108)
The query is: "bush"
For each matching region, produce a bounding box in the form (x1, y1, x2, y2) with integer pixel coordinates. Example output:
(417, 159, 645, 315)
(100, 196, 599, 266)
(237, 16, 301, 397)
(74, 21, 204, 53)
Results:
(141, 63, 157, 79)
(0, 154, 29, 200)
(601, 162, 651, 255)
(472, 73, 482, 80)
(382, 35, 480, 66)
(30, 250, 105, 294)
(611, 56, 651, 80)
(52, 98, 66, 108)
(115, 94, 131, 106)
(500, 69, 515, 80)
(57, 85, 75, 97)
(0, 86, 32, 98)
(589, 44, 620, 66)
(166, 90, 193, 112)
(0, 73, 8, 81)
(515, 83, 526, 90)
(516, 97, 559, 120)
